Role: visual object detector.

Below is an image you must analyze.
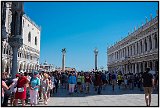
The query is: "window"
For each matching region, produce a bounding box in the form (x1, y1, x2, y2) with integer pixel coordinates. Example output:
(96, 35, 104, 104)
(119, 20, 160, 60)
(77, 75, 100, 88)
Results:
(137, 42, 139, 54)
(140, 41, 142, 53)
(128, 46, 129, 56)
(144, 38, 147, 51)
(149, 36, 152, 50)
(133, 44, 135, 55)
(130, 46, 132, 56)
(35, 37, 37, 45)
(155, 34, 158, 48)
(23, 20, 24, 27)
(28, 32, 31, 42)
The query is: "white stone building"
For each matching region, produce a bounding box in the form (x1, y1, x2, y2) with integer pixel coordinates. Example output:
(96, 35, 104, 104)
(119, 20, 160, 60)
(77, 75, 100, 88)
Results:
(39, 61, 55, 72)
(107, 13, 158, 74)
(2, 2, 41, 73)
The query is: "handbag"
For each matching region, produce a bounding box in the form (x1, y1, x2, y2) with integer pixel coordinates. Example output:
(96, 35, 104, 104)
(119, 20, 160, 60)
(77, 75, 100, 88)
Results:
(17, 87, 24, 92)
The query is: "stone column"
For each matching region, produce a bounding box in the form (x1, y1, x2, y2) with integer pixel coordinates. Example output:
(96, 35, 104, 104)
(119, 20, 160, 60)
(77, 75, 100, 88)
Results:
(8, 2, 24, 78)
(151, 34, 155, 50)
(143, 62, 145, 72)
(147, 61, 149, 68)
(152, 61, 156, 71)
(141, 39, 144, 53)
(135, 63, 137, 73)
(147, 36, 150, 51)
(132, 64, 134, 73)
(94, 48, 98, 71)
(62, 48, 66, 72)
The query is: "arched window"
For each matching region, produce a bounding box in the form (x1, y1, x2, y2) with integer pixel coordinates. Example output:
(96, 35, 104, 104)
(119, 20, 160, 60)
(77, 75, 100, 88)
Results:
(35, 37, 37, 45)
(28, 32, 31, 42)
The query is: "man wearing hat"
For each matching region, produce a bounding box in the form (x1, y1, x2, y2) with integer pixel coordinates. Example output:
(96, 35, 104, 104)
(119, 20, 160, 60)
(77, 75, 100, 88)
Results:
(29, 71, 40, 106)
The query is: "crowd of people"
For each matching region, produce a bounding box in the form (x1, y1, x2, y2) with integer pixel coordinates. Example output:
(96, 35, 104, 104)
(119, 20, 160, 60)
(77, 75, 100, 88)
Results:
(1, 67, 159, 106)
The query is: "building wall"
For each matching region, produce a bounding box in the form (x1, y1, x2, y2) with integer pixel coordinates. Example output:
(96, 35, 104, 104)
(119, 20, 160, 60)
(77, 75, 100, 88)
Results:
(2, 2, 41, 73)
(107, 14, 158, 74)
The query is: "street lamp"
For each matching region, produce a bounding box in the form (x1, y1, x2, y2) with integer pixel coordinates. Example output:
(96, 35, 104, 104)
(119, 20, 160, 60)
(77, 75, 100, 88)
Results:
(94, 48, 98, 71)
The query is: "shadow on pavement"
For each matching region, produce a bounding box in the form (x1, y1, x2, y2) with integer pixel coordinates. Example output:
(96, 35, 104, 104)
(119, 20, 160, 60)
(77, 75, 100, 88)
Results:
(52, 85, 158, 97)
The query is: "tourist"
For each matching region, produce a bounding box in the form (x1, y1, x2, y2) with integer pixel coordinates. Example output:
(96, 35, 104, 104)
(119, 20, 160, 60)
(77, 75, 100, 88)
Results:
(51, 73, 56, 96)
(29, 71, 40, 106)
(85, 72, 92, 94)
(63, 73, 68, 89)
(117, 71, 122, 89)
(47, 76, 53, 100)
(9, 74, 20, 106)
(2, 72, 13, 106)
(77, 72, 82, 93)
(142, 68, 154, 106)
(54, 73, 59, 93)
(42, 73, 49, 105)
(81, 73, 85, 92)
(2, 80, 9, 106)
(101, 72, 106, 90)
(95, 72, 103, 94)
(68, 72, 77, 95)
(14, 71, 29, 106)
(111, 71, 117, 91)
(24, 72, 31, 104)
(123, 74, 128, 89)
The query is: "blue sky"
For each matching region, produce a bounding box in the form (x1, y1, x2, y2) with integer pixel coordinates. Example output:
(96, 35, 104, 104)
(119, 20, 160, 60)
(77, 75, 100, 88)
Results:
(24, 2, 158, 71)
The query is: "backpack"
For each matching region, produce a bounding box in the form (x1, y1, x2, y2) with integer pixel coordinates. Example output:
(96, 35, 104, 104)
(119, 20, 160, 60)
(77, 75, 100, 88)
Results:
(112, 74, 116, 79)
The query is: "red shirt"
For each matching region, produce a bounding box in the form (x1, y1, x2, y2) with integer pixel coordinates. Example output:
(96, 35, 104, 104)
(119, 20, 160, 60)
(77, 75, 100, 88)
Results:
(17, 76, 28, 88)
(85, 75, 91, 83)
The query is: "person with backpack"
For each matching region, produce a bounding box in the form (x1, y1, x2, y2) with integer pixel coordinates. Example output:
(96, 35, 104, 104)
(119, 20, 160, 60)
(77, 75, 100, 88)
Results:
(142, 68, 154, 106)
(29, 71, 40, 106)
(111, 71, 117, 91)
(117, 71, 122, 89)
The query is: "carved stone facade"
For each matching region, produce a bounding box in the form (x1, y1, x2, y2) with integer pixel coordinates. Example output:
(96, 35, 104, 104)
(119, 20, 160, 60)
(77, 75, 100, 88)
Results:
(107, 14, 158, 74)
(2, 2, 41, 73)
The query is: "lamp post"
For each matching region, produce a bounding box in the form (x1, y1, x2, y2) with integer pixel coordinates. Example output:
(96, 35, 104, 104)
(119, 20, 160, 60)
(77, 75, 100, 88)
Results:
(62, 48, 66, 72)
(94, 48, 98, 71)
(8, 2, 24, 78)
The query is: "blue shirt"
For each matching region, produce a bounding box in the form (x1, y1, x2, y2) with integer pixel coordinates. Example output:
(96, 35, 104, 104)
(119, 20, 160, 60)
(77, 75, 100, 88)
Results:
(30, 77, 40, 91)
(68, 76, 77, 84)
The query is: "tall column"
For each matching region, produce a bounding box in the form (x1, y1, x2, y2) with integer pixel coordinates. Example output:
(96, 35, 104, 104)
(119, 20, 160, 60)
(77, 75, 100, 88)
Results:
(143, 62, 145, 72)
(94, 48, 98, 71)
(62, 48, 66, 72)
(147, 37, 150, 51)
(151, 34, 155, 50)
(152, 61, 156, 71)
(135, 63, 137, 73)
(142, 39, 145, 53)
(8, 2, 24, 78)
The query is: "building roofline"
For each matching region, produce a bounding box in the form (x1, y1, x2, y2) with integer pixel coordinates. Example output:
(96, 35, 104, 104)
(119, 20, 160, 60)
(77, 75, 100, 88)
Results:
(108, 15, 158, 50)
(23, 14, 41, 31)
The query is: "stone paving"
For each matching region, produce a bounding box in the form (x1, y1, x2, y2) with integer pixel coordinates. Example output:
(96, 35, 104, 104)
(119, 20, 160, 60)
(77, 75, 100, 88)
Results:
(35, 84, 158, 106)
